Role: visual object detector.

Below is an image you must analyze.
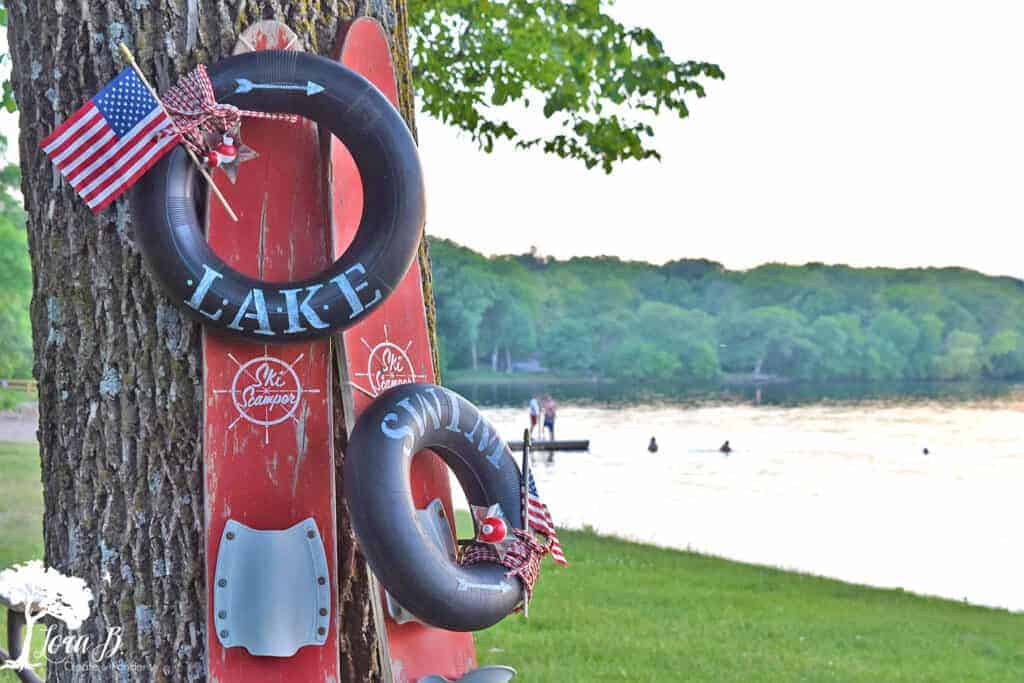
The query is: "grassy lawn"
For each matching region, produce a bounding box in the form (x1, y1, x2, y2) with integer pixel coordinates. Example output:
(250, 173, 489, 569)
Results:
(2, 442, 1021, 681)
(467, 523, 1023, 681)
(0, 442, 46, 681)
(0, 388, 35, 411)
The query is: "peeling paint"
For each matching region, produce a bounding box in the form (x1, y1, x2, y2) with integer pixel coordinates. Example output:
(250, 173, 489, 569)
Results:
(100, 366, 122, 398)
(265, 451, 279, 487)
(291, 401, 310, 497)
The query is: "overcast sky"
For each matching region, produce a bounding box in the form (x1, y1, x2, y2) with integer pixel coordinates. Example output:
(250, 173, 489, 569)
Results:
(4, 2, 1022, 276)
(416, 1, 1024, 277)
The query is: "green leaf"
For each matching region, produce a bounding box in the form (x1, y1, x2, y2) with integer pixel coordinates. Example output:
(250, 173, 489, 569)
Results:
(409, 0, 724, 173)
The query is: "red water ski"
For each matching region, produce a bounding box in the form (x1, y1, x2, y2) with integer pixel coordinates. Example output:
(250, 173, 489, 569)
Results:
(332, 18, 478, 683)
(203, 21, 341, 682)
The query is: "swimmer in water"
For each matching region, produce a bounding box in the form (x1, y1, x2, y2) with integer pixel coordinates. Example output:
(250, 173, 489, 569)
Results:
(719, 440, 732, 454)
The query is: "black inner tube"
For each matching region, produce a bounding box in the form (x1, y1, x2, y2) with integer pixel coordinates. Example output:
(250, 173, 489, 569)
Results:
(135, 50, 425, 342)
(345, 383, 524, 632)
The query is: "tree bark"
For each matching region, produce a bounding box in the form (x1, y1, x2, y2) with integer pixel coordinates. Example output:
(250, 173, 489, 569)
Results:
(6, 2, 423, 681)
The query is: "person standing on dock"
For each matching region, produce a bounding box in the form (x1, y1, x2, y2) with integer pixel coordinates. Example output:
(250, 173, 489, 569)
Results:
(528, 395, 541, 438)
(542, 394, 557, 441)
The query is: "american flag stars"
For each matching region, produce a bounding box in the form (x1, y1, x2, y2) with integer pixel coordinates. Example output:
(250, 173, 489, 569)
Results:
(40, 67, 180, 213)
(94, 70, 161, 137)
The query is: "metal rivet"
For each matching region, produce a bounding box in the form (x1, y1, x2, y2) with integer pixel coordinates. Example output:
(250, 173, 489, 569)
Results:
(318, 577, 326, 585)
(220, 630, 229, 638)
(319, 608, 327, 616)
(226, 531, 235, 540)
(218, 579, 227, 587)
(318, 627, 326, 635)
(218, 611, 227, 619)
(307, 530, 316, 539)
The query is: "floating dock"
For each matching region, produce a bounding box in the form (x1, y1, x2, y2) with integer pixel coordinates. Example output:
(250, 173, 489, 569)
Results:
(510, 440, 590, 452)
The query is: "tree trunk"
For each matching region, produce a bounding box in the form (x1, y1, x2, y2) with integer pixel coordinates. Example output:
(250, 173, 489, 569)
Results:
(505, 346, 512, 374)
(470, 339, 478, 370)
(491, 345, 499, 372)
(6, 2, 425, 681)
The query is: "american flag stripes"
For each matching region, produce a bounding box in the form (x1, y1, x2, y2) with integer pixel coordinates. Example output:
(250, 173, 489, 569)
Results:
(40, 67, 181, 213)
(525, 466, 568, 566)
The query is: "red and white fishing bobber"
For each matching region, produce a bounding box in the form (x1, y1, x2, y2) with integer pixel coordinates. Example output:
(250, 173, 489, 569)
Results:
(207, 135, 238, 167)
(470, 503, 515, 560)
(479, 515, 507, 544)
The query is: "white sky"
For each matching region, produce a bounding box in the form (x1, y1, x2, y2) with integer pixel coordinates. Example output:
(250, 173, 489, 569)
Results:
(416, 0, 1024, 277)
(4, 3, 1022, 276)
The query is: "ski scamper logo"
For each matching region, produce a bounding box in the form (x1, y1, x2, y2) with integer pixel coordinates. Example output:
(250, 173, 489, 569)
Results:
(214, 352, 321, 442)
(352, 324, 427, 397)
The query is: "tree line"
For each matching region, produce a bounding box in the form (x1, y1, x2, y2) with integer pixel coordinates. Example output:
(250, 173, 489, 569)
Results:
(430, 238, 1024, 383)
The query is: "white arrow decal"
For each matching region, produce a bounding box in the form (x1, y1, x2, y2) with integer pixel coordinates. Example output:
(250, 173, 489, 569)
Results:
(456, 578, 513, 593)
(234, 78, 325, 96)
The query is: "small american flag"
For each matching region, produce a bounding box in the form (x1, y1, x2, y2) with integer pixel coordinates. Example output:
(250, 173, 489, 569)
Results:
(40, 67, 181, 213)
(525, 466, 568, 566)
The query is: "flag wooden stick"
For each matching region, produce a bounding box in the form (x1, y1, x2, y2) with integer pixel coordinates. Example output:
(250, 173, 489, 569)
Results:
(117, 43, 238, 222)
(521, 427, 531, 618)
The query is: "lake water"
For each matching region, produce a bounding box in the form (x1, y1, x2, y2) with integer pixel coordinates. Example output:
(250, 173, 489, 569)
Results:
(448, 381, 1024, 613)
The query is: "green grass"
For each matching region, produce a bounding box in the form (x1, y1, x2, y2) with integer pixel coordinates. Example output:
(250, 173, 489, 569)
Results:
(2, 444, 1021, 681)
(0, 442, 46, 681)
(460, 518, 1023, 681)
(0, 388, 34, 411)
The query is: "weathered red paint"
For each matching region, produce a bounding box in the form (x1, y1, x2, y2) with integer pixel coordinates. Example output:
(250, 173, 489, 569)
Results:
(333, 18, 478, 683)
(204, 21, 341, 682)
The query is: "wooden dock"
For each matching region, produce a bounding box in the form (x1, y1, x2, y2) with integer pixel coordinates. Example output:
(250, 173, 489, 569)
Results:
(510, 440, 590, 452)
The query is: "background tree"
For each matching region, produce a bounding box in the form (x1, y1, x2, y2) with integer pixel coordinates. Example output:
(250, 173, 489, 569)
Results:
(430, 239, 1024, 385)
(408, 0, 725, 172)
